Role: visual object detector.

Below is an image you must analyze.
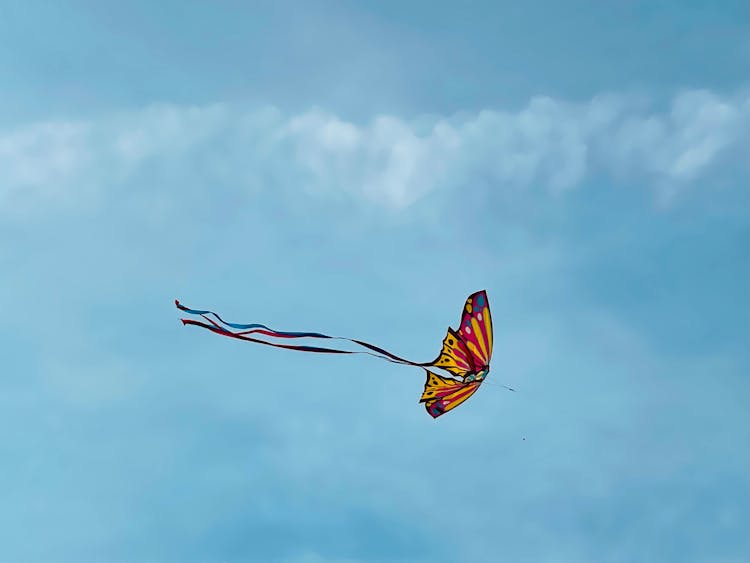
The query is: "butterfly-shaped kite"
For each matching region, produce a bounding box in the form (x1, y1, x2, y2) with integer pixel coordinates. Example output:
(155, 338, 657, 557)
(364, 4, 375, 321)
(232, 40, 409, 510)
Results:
(176, 290, 506, 418)
(419, 290, 494, 417)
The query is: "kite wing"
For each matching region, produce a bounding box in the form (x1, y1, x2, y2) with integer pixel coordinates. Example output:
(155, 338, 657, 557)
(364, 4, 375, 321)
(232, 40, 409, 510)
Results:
(455, 290, 493, 370)
(420, 370, 482, 418)
(431, 328, 476, 378)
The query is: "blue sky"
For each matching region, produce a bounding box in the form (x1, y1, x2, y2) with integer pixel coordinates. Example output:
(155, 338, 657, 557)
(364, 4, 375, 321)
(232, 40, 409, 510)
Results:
(0, 1, 747, 562)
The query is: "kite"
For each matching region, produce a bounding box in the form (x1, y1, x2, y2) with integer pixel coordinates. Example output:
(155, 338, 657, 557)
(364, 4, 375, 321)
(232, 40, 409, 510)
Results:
(175, 290, 511, 418)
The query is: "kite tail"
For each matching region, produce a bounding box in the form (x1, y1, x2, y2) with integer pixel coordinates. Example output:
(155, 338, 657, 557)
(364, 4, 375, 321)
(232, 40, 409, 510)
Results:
(175, 300, 433, 368)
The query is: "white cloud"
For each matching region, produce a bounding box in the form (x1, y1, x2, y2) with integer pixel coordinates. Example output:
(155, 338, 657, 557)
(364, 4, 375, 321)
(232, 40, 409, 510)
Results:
(601, 89, 749, 199)
(0, 88, 746, 215)
(0, 121, 92, 209)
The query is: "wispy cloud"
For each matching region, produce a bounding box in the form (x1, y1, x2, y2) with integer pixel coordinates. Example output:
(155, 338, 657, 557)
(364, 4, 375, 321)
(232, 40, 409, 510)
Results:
(1, 88, 746, 216)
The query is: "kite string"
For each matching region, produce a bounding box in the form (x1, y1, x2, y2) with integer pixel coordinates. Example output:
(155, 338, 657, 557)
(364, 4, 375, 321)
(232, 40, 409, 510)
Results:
(482, 381, 517, 392)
